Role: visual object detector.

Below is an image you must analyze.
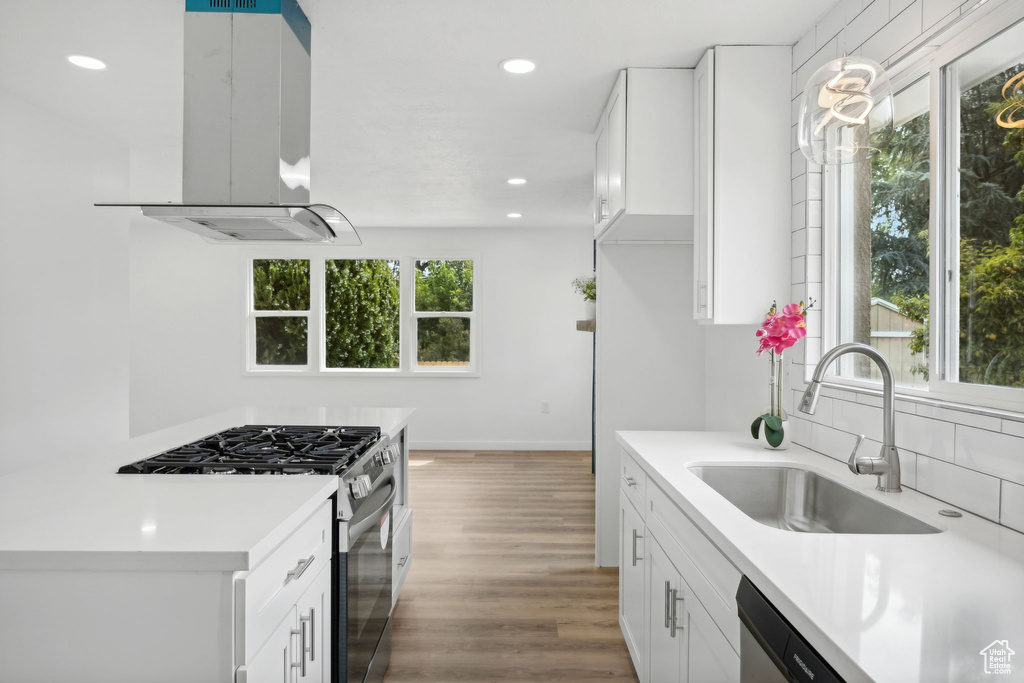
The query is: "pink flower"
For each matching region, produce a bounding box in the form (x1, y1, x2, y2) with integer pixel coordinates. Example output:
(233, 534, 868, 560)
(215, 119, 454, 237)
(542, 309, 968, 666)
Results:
(755, 300, 812, 356)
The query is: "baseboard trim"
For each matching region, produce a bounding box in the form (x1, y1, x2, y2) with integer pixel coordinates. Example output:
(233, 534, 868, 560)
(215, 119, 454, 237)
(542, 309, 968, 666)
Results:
(409, 440, 592, 451)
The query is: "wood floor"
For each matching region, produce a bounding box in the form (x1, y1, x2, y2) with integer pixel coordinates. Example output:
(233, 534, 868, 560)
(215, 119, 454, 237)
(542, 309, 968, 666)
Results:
(384, 450, 639, 682)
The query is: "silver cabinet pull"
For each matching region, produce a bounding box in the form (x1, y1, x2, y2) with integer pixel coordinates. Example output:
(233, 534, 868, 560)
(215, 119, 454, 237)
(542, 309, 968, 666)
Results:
(624, 475, 638, 487)
(290, 626, 306, 677)
(631, 529, 642, 566)
(669, 588, 685, 638)
(398, 555, 409, 568)
(287, 554, 315, 582)
(600, 196, 610, 220)
(698, 280, 708, 309)
(664, 581, 672, 628)
(300, 608, 315, 663)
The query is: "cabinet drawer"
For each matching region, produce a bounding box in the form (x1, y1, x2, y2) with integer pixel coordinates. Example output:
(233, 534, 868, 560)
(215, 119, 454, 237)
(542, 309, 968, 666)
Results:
(392, 509, 413, 606)
(621, 449, 646, 513)
(646, 482, 741, 653)
(236, 499, 332, 663)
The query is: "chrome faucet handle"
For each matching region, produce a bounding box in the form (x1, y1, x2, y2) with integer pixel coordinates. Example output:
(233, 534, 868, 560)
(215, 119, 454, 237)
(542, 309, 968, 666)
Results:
(848, 434, 866, 474)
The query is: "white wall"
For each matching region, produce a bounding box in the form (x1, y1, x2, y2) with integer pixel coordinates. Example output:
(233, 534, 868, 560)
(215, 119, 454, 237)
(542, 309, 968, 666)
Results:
(789, 0, 1024, 532)
(594, 243, 709, 565)
(129, 222, 595, 450)
(0, 90, 130, 475)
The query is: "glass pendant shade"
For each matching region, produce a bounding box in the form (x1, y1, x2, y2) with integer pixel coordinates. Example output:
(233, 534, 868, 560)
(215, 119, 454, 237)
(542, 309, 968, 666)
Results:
(798, 57, 895, 165)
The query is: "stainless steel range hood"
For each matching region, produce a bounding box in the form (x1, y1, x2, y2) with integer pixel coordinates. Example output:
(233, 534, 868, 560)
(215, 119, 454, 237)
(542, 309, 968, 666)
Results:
(99, 0, 359, 245)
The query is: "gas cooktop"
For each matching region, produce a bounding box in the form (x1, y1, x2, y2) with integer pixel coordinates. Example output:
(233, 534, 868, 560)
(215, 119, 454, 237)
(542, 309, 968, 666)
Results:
(117, 425, 381, 475)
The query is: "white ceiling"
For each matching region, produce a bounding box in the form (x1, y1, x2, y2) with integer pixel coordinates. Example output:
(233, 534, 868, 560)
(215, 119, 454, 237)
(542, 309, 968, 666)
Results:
(1, 0, 837, 229)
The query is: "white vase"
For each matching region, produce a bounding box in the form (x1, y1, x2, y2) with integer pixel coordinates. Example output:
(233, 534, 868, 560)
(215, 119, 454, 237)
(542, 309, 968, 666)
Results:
(583, 300, 596, 321)
(759, 351, 789, 450)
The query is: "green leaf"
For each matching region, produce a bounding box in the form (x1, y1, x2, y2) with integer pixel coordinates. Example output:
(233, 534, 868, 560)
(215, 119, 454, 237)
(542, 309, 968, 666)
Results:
(750, 416, 763, 440)
(752, 413, 785, 448)
(764, 422, 785, 448)
(763, 414, 783, 431)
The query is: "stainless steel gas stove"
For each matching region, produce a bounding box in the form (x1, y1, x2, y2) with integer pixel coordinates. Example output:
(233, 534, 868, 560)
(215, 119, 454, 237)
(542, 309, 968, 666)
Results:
(117, 424, 401, 683)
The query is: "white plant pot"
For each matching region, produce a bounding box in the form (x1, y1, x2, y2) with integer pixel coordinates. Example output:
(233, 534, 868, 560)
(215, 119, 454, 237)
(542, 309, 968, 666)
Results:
(583, 300, 596, 321)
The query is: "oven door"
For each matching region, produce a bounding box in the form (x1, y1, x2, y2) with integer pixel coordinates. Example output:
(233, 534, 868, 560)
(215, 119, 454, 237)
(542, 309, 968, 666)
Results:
(344, 478, 395, 682)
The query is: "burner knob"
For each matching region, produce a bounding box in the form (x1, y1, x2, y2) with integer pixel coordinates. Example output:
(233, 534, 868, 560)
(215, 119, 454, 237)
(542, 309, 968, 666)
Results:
(350, 474, 372, 499)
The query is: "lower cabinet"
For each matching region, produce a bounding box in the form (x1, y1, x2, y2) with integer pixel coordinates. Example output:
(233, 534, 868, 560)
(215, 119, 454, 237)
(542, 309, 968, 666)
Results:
(619, 452, 739, 683)
(243, 562, 331, 683)
(619, 490, 646, 678)
(393, 508, 414, 607)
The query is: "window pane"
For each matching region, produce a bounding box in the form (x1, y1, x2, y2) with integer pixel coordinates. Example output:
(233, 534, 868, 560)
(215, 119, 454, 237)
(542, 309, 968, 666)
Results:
(953, 28, 1024, 389)
(417, 318, 470, 366)
(837, 78, 931, 387)
(325, 260, 401, 369)
(415, 260, 473, 312)
(253, 259, 310, 311)
(255, 317, 308, 365)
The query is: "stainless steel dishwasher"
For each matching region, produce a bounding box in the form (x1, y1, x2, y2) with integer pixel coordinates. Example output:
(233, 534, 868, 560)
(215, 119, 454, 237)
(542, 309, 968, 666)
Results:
(736, 576, 844, 683)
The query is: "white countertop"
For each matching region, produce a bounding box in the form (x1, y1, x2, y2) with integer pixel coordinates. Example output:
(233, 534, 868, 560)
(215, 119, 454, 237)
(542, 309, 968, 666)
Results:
(616, 430, 1024, 683)
(0, 406, 414, 572)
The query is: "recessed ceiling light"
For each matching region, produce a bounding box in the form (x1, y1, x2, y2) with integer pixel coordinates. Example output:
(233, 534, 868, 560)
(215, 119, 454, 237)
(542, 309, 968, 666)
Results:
(507, 212, 523, 218)
(507, 178, 527, 185)
(67, 55, 107, 70)
(500, 59, 535, 74)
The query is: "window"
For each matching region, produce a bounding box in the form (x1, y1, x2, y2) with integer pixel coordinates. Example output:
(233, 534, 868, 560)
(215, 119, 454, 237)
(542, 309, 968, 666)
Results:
(413, 260, 474, 368)
(246, 256, 476, 375)
(827, 10, 1024, 408)
(834, 78, 931, 388)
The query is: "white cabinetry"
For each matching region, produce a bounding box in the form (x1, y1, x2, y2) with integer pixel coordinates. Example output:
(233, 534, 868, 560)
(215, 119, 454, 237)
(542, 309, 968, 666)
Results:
(244, 605, 298, 683)
(619, 490, 646, 677)
(594, 68, 694, 243)
(619, 451, 740, 683)
(693, 46, 791, 324)
(393, 508, 414, 607)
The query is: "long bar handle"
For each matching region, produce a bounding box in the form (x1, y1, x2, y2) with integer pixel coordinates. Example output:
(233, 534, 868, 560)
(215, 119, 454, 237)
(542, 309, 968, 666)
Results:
(631, 529, 642, 566)
(300, 608, 315, 662)
(664, 581, 672, 628)
(287, 554, 315, 582)
(669, 588, 684, 638)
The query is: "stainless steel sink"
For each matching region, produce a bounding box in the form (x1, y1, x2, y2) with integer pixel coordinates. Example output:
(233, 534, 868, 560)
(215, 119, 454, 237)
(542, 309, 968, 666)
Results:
(689, 465, 940, 534)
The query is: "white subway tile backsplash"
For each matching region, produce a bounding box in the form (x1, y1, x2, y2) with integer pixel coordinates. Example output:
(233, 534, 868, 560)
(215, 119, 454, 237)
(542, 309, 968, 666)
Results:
(793, 28, 816, 68)
(923, 0, 960, 30)
(792, 229, 807, 258)
(916, 403, 1001, 431)
(816, 3, 847, 48)
(833, 399, 884, 442)
(792, 175, 808, 205)
(788, 0, 1024, 532)
(896, 412, 955, 462)
(955, 425, 1024, 486)
(843, 0, 867, 24)
(806, 200, 822, 228)
(860, 0, 923, 64)
(1002, 419, 1024, 438)
(916, 455, 1000, 521)
(1000, 480, 1024, 533)
(792, 256, 806, 285)
(846, 0, 890, 48)
(807, 228, 822, 256)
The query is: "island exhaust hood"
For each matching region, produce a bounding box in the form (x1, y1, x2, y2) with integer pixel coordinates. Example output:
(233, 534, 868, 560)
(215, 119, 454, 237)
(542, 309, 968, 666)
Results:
(98, 0, 359, 245)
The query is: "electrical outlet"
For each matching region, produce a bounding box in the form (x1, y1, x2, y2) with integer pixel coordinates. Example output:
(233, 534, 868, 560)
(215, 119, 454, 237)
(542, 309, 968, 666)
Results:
(541, 401, 551, 414)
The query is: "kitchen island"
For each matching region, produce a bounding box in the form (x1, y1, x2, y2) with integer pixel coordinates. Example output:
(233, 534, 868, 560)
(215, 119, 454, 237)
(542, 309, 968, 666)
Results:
(616, 430, 1024, 683)
(0, 406, 414, 683)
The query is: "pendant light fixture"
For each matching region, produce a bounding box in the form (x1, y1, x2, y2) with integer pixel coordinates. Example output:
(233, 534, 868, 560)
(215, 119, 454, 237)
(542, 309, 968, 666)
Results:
(797, 56, 894, 165)
(996, 71, 1024, 129)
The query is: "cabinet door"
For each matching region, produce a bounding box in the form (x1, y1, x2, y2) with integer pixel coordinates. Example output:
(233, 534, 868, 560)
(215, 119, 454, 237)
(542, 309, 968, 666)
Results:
(619, 490, 646, 679)
(684, 592, 740, 683)
(243, 606, 297, 683)
(393, 509, 413, 607)
(693, 48, 714, 321)
(647, 536, 683, 683)
(606, 71, 626, 222)
(594, 112, 610, 237)
(294, 563, 332, 683)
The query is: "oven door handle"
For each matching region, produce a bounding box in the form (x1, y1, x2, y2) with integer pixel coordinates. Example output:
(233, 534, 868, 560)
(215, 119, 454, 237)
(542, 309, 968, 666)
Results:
(347, 478, 397, 544)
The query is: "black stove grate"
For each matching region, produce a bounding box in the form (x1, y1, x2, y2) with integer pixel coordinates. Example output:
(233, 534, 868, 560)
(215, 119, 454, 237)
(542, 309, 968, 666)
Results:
(117, 425, 381, 475)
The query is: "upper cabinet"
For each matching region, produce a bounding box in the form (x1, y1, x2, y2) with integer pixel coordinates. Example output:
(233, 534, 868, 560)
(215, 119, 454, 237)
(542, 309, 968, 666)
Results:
(693, 47, 791, 324)
(594, 68, 694, 242)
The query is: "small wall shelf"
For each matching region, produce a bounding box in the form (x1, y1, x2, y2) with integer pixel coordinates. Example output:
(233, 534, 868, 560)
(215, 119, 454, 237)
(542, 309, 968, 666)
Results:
(576, 319, 596, 332)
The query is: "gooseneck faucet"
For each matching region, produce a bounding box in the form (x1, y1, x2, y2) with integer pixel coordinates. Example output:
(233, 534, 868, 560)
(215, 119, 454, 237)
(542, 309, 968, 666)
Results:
(798, 342, 902, 492)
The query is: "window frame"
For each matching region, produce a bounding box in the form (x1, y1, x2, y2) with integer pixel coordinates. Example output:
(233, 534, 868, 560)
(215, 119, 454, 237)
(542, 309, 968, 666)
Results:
(244, 252, 480, 377)
(820, 0, 1024, 413)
